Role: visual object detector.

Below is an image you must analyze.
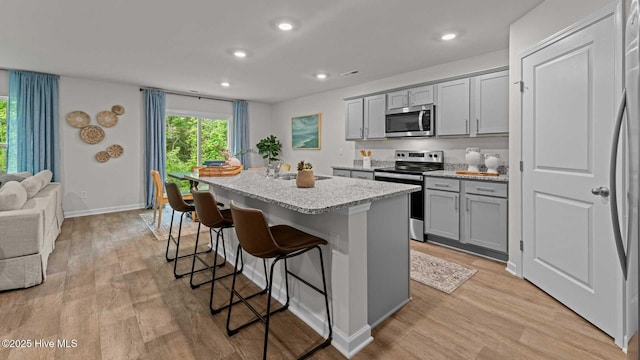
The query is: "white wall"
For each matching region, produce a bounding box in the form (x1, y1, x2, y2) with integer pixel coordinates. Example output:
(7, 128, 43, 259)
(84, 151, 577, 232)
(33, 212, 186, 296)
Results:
(508, 0, 618, 275)
(270, 49, 509, 175)
(60, 77, 145, 216)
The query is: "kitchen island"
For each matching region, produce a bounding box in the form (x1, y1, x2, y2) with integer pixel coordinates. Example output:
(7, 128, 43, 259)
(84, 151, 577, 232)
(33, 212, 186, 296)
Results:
(187, 170, 419, 358)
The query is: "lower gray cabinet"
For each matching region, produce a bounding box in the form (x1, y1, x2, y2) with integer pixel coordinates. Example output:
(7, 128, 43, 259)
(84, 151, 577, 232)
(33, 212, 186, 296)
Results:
(424, 189, 460, 241)
(424, 176, 508, 260)
(463, 194, 507, 252)
(332, 168, 374, 180)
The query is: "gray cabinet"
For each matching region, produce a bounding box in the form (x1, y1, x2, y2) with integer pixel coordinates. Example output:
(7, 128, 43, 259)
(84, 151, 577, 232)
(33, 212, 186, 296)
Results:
(425, 177, 508, 260)
(424, 188, 460, 241)
(387, 85, 434, 111)
(344, 95, 385, 140)
(409, 85, 434, 107)
(386, 90, 409, 110)
(364, 95, 386, 139)
(332, 168, 374, 180)
(345, 98, 364, 140)
(436, 78, 470, 136)
(473, 70, 509, 135)
(463, 194, 507, 252)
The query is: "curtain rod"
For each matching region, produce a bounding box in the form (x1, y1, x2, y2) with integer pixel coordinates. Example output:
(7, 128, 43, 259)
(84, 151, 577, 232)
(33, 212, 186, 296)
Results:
(139, 88, 234, 103)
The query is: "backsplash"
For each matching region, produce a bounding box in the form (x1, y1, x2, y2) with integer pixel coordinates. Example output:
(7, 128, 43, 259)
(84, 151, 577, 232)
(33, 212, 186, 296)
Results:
(445, 163, 509, 175)
(353, 159, 395, 168)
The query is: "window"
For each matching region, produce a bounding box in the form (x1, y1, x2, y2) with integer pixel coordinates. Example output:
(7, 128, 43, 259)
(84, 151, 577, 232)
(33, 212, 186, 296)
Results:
(165, 112, 230, 175)
(0, 97, 6, 172)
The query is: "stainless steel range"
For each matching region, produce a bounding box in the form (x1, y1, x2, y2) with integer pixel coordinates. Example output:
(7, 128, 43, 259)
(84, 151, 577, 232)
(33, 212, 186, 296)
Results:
(374, 150, 444, 241)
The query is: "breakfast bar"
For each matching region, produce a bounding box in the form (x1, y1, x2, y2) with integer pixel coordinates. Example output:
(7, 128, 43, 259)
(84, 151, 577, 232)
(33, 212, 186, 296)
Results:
(187, 171, 419, 358)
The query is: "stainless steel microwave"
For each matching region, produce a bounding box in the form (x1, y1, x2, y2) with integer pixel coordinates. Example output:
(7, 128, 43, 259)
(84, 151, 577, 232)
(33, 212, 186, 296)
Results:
(385, 104, 435, 137)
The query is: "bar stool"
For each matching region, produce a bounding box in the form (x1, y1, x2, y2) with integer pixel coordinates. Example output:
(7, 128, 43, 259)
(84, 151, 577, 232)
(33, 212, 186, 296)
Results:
(226, 201, 332, 360)
(165, 182, 211, 278)
(190, 192, 268, 314)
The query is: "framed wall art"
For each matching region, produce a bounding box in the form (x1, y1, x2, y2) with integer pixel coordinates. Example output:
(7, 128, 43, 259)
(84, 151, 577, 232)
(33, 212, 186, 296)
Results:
(291, 113, 321, 150)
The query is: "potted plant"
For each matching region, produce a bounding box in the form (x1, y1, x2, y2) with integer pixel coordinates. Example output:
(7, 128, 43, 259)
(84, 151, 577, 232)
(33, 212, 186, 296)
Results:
(296, 161, 315, 188)
(256, 135, 282, 165)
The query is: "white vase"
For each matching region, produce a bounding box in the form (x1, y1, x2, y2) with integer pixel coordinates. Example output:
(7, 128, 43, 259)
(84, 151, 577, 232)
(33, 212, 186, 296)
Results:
(362, 156, 371, 169)
(465, 148, 481, 172)
(484, 153, 501, 174)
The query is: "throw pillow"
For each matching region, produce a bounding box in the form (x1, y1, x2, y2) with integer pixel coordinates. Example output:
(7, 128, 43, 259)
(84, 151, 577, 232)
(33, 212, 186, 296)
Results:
(0, 181, 28, 211)
(0, 171, 31, 188)
(21, 175, 45, 198)
(34, 170, 53, 188)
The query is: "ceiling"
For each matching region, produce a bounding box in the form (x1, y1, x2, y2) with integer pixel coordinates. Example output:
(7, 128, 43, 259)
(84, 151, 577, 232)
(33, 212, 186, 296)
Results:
(0, 0, 543, 103)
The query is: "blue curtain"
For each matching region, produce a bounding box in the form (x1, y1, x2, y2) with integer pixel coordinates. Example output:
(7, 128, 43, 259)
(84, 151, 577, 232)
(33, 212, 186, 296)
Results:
(7, 70, 60, 180)
(144, 89, 166, 208)
(232, 100, 250, 167)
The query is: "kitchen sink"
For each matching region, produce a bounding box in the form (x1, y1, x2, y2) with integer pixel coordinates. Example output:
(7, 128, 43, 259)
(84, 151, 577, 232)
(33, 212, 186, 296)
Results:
(277, 174, 332, 181)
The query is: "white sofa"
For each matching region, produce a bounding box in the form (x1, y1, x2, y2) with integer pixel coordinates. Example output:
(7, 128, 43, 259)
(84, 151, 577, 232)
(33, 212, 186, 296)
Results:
(0, 172, 63, 291)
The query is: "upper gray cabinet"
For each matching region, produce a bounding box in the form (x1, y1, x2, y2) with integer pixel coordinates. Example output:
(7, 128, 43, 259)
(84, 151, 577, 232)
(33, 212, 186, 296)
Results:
(408, 85, 434, 107)
(473, 70, 509, 135)
(364, 94, 386, 139)
(436, 78, 470, 136)
(386, 90, 409, 110)
(345, 98, 364, 140)
(344, 95, 386, 140)
(387, 85, 434, 111)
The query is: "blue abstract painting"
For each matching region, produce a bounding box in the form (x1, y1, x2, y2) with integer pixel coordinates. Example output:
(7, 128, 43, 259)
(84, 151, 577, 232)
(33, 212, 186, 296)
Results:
(292, 113, 321, 149)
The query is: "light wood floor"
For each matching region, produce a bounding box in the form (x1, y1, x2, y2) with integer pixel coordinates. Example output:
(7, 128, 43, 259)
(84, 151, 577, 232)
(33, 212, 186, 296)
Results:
(0, 210, 632, 359)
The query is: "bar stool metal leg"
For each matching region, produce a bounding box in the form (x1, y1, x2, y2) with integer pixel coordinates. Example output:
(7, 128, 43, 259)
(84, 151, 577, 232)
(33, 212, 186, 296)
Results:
(211, 245, 268, 315)
(190, 225, 230, 288)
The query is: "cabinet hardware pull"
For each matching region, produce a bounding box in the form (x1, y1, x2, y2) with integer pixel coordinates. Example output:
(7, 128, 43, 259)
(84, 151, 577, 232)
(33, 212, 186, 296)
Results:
(434, 183, 449, 187)
(360, 127, 363, 137)
(466, 198, 470, 212)
(476, 118, 479, 132)
(455, 196, 458, 211)
(476, 187, 495, 192)
(465, 119, 469, 133)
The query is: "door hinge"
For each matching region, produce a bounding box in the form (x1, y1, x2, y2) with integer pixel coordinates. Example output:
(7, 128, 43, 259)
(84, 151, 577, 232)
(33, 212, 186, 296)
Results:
(520, 240, 524, 251)
(519, 81, 525, 93)
(519, 161, 523, 172)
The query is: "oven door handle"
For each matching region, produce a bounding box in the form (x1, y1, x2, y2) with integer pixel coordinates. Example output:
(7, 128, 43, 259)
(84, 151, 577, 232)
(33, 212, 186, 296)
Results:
(418, 110, 425, 132)
(374, 172, 423, 182)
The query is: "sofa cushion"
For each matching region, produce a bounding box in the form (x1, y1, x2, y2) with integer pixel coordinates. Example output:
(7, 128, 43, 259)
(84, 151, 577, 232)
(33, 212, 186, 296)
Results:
(0, 172, 31, 188)
(21, 175, 44, 198)
(34, 170, 53, 187)
(0, 181, 28, 211)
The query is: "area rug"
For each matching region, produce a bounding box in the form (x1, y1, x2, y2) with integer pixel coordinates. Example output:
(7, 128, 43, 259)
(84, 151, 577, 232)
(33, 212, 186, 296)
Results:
(139, 207, 204, 241)
(410, 250, 477, 294)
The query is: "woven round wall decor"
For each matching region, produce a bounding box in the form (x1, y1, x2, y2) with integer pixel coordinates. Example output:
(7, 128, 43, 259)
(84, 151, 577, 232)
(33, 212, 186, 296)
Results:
(97, 111, 118, 127)
(107, 144, 124, 158)
(80, 125, 105, 144)
(95, 151, 110, 163)
(111, 105, 125, 115)
(66, 111, 90, 128)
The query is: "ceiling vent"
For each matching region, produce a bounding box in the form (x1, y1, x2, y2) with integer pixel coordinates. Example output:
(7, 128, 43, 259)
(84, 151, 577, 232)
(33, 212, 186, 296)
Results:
(339, 70, 359, 77)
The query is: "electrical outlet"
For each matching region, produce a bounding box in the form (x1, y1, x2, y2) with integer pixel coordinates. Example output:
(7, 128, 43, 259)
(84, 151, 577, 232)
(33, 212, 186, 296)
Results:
(80, 191, 88, 199)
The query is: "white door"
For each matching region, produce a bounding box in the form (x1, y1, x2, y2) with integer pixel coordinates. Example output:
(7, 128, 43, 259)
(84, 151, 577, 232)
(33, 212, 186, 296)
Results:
(522, 12, 620, 339)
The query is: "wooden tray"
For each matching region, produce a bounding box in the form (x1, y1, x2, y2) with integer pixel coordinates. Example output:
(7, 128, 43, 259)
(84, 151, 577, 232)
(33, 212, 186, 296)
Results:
(199, 165, 243, 177)
(455, 170, 500, 176)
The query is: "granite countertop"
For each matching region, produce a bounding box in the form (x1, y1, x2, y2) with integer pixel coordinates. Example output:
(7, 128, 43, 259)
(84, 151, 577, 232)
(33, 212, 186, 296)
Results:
(424, 170, 509, 183)
(187, 171, 420, 214)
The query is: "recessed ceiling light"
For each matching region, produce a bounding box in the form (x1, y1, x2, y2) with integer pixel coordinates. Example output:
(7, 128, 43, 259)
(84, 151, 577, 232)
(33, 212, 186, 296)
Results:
(221, 82, 230, 87)
(441, 33, 457, 41)
(315, 73, 328, 80)
(277, 22, 294, 31)
(233, 50, 247, 58)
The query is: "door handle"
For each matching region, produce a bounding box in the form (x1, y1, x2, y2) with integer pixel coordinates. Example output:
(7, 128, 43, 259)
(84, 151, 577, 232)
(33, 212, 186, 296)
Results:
(609, 88, 628, 279)
(591, 186, 610, 197)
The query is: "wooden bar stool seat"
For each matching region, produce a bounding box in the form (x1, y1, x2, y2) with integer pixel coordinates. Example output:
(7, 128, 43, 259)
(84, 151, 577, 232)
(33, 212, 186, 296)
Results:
(226, 201, 332, 360)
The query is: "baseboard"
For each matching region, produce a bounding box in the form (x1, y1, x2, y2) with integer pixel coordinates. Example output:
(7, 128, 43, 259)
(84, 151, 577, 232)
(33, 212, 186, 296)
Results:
(64, 203, 146, 218)
(332, 326, 374, 359)
(506, 261, 519, 277)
